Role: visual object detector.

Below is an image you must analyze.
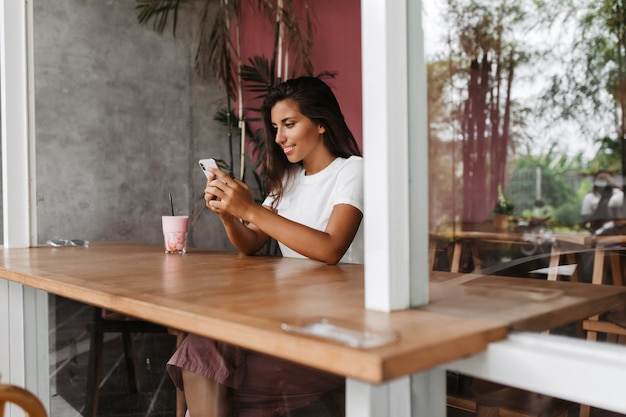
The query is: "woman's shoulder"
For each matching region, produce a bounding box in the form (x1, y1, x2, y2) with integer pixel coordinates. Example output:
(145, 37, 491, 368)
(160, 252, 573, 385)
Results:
(335, 155, 363, 170)
(333, 156, 363, 188)
(345, 155, 363, 163)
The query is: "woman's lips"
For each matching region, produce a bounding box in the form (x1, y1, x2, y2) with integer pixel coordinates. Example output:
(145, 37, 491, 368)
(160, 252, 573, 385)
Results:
(283, 145, 295, 155)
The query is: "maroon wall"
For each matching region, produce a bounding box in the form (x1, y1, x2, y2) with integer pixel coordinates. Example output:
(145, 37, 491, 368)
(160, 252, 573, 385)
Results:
(238, 1, 363, 149)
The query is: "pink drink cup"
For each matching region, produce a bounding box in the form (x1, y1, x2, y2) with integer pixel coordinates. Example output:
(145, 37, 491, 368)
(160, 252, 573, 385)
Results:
(162, 215, 189, 254)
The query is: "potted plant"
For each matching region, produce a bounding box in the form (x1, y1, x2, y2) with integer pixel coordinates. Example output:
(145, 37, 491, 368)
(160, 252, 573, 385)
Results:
(493, 185, 514, 230)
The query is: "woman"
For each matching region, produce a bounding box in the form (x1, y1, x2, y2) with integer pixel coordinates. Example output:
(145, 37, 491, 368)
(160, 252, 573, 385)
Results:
(167, 76, 364, 417)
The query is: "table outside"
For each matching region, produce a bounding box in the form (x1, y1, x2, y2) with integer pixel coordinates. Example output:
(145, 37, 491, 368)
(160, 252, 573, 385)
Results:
(432, 224, 593, 281)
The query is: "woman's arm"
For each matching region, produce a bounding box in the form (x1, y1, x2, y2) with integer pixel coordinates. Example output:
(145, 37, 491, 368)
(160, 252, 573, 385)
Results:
(207, 169, 362, 264)
(247, 203, 362, 264)
(217, 211, 271, 255)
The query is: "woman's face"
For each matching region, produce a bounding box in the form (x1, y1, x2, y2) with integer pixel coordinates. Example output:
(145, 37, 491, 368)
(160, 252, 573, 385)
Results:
(271, 99, 327, 166)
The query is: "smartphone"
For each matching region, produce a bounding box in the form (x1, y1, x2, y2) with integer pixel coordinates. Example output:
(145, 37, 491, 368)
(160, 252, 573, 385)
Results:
(199, 158, 218, 179)
(199, 158, 227, 183)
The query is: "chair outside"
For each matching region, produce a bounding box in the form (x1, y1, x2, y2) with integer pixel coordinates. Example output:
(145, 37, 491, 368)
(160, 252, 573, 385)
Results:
(579, 237, 626, 417)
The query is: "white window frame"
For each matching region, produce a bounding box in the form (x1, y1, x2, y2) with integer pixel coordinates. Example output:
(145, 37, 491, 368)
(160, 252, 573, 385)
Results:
(0, 2, 48, 417)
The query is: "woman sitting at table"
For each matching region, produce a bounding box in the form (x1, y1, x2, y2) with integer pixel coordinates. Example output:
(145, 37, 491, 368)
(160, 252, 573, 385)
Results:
(167, 76, 363, 417)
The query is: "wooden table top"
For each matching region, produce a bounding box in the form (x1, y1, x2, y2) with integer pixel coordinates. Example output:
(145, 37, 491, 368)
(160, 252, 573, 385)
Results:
(1, 242, 624, 383)
(448, 229, 592, 246)
(427, 272, 626, 331)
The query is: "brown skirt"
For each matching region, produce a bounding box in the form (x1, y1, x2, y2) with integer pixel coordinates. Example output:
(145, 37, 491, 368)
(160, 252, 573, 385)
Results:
(167, 334, 344, 417)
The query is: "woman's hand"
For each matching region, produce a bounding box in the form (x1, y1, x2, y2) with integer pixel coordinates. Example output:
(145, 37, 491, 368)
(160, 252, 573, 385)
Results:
(205, 168, 258, 222)
(203, 171, 219, 206)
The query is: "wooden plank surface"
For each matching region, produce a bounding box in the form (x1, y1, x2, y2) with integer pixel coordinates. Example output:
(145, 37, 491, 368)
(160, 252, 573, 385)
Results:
(1, 242, 625, 383)
(0, 242, 507, 383)
(426, 272, 626, 331)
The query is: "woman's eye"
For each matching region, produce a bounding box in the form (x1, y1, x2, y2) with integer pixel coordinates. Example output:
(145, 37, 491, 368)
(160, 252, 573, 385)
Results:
(285, 122, 295, 128)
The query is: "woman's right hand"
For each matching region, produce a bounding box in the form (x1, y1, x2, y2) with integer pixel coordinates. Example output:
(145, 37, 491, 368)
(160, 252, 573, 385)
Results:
(204, 170, 238, 222)
(203, 174, 218, 207)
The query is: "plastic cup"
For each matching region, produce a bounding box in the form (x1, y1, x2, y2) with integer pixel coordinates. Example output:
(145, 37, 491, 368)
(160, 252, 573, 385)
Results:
(162, 215, 189, 254)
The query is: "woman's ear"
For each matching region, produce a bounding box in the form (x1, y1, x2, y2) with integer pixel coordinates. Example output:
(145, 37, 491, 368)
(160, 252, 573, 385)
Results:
(318, 124, 326, 135)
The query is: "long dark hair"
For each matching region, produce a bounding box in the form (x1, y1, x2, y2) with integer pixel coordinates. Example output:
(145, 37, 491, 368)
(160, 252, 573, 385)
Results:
(261, 76, 361, 206)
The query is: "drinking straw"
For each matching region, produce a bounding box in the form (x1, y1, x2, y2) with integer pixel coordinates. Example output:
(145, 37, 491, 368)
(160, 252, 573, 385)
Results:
(169, 192, 175, 216)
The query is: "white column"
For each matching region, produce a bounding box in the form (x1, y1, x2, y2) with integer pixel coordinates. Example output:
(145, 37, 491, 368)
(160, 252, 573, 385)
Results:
(359, 0, 410, 413)
(362, 0, 411, 314)
(0, 1, 48, 416)
(356, 0, 440, 416)
(407, 0, 430, 308)
(346, 377, 412, 417)
(2, 0, 35, 248)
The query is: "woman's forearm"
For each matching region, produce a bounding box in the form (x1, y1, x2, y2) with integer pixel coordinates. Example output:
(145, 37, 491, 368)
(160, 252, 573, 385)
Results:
(220, 213, 269, 255)
(245, 204, 362, 264)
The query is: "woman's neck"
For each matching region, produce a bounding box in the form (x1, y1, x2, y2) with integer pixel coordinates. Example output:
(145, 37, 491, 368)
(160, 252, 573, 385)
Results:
(302, 149, 336, 176)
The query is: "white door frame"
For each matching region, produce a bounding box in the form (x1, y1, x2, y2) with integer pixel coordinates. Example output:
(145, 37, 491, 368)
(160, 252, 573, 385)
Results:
(0, 2, 48, 417)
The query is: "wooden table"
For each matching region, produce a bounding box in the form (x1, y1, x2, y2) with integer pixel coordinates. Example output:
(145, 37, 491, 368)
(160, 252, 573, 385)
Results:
(1, 242, 625, 384)
(438, 228, 592, 281)
(427, 271, 626, 331)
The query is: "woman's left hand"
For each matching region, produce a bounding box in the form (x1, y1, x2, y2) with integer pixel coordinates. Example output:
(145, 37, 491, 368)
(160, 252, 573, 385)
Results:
(206, 168, 258, 221)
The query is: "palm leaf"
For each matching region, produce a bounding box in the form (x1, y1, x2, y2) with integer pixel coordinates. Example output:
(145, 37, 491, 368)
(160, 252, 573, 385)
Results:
(240, 56, 274, 96)
(315, 70, 338, 80)
(250, 0, 314, 80)
(280, 0, 314, 76)
(213, 106, 238, 129)
(136, 0, 186, 36)
(195, 0, 237, 100)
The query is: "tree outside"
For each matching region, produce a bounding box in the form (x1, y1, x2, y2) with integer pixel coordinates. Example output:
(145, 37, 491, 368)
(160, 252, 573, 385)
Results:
(426, 0, 626, 231)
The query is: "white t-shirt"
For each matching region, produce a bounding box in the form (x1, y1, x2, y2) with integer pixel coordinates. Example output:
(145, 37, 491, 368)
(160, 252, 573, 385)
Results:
(262, 156, 364, 264)
(581, 188, 624, 218)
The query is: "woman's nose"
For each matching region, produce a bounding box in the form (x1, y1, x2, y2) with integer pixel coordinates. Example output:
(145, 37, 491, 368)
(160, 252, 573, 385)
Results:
(275, 127, 285, 144)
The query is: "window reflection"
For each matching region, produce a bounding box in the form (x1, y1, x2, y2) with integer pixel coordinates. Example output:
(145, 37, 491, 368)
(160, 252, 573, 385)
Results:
(426, 0, 626, 270)
(426, 2, 626, 415)
(427, 0, 625, 228)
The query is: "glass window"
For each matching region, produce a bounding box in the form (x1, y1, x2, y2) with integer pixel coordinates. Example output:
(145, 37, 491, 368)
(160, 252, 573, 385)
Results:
(425, 1, 626, 415)
(425, 0, 626, 279)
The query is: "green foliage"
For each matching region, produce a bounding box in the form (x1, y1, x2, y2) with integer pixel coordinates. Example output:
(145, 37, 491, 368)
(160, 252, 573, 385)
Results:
(552, 200, 582, 227)
(539, 0, 626, 139)
(506, 146, 584, 226)
(586, 135, 622, 174)
(494, 185, 515, 214)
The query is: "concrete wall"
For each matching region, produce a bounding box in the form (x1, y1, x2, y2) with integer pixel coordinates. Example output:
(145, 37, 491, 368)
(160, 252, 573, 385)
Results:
(34, 0, 235, 250)
(32, 0, 362, 251)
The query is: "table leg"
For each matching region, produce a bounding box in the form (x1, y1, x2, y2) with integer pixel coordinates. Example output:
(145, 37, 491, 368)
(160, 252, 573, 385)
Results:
(592, 249, 605, 286)
(587, 249, 606, 342)
(469, 244, 482, 272)
(429, 243, 437, 272)
(450, 242, 463, 273)
(547, 247, 561, 282)
(566, 253, 579, 282)
(609, 252, 623, 286)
